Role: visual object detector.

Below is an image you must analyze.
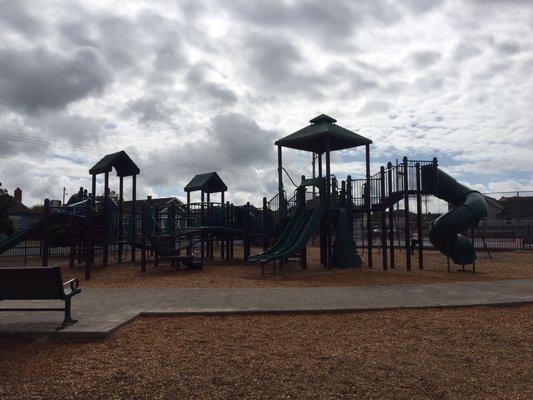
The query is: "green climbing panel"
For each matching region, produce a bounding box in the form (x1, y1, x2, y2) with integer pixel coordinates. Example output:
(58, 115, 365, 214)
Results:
(332, 209, 361, 268)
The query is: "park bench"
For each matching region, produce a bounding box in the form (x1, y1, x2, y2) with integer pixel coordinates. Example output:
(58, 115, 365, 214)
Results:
(158, 248, 203, 270)
(0, 266, 81, 330)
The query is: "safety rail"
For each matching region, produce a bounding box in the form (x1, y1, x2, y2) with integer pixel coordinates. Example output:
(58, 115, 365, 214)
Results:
(266, 191, 285, 226)
(267, 192, 280, 212)
(349, 158, 437, 210)
(286, 191, 298, 218)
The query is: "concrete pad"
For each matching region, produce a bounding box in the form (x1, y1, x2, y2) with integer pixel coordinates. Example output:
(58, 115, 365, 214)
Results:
(0, 280, 532, 340)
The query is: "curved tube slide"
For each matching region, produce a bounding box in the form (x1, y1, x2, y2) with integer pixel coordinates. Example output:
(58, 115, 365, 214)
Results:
(422, 166, 487, 265)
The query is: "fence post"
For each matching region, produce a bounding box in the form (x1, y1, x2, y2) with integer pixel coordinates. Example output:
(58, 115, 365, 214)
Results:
(220, 201, 226, 260)
(85, 200, 93, 280)
(379, 166, 387, 270)
(208, 194, 214, 260)
(154, 204, 160, 266)
(416, 162, 424, 269)
(346, 175, 353, 246)
(365, 145, 372, 269)
(169, 203, 177, 268)
(387, 163, 395, 268)
(69, 214, 75, 269)
(403, 156, 411, 270)
(118, 176, 124, 263)
(200, 191, 205, 260)
(77, 223, 83, 264)
(230, 203, 235, 259)
(226, 201, 231, 261)
(220, 193, 225, 259)
(42, 199, 50, 267)
(102, 172, 109, 267)
(244, 202, 250, 261)
(131, 174, 137, 263)
(432, 157, 438, 194)
(262, 197, 268, 251)
(141, 202, 146, 272)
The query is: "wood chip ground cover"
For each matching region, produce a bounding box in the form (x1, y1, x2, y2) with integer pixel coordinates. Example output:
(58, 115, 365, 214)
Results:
(0, 306, 531, 399)
(1, 247, 530, 288)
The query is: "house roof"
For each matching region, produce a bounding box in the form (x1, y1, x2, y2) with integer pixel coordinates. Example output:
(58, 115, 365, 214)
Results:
(89, 150, 140, 177)
(275, 114, 372, 153)
(2, 195, 32, 215)
(498, 196, 533, 214)
(483, 195, 504, 210)
(184, 172, 227, 193)
(67, 187, 89, 205)
(123, 197, 184, 210)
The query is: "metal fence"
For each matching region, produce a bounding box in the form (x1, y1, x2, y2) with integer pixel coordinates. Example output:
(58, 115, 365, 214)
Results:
(353, 221, 533, 251)
(0, 240, 105, 262)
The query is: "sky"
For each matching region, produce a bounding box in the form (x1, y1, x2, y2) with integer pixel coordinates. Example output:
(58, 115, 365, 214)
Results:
(0, 0, 532, 207)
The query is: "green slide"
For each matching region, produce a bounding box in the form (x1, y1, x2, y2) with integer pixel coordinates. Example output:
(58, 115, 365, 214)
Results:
(421, 166, 488, 264)
(0, 217, 50, 255)
(0, 225, 37, 255)
(248, 202, 307, 262)
(249, 177, 326, 263)
(0, 211, 82, 255)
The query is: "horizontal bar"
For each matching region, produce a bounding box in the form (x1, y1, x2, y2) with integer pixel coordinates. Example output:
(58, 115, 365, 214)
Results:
(0, 308, 64, 312)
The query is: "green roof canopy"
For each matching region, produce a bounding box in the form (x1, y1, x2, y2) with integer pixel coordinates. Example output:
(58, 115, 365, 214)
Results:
(89, 151, 140, 177)
(275, 114, 372, 153)
(184, 172, 227, 193)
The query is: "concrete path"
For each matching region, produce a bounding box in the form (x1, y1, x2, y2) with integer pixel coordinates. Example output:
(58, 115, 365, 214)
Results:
(1, 279, 532, 339)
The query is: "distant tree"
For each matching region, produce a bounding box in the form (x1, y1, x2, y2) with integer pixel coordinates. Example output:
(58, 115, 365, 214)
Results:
(109, 190, 120, 203)
(0, 189, 15, 236)
(31, 204, 44, 213)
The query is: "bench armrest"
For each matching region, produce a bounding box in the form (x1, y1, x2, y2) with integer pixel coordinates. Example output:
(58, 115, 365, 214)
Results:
(63, 278, 81, 297)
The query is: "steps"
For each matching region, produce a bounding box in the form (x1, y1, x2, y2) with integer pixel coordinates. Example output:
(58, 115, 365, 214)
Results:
(156, 245, 203, 270)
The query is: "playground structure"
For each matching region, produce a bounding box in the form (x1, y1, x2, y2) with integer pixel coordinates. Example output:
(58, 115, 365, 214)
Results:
(0, 151, 263, 279)
(0, 114, 489, 277)
(253, 114, 488, 273)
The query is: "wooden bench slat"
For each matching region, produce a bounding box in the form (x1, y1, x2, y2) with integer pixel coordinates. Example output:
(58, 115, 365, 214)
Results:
(0, 266, 63, 300)
(0, 266, 81, 330)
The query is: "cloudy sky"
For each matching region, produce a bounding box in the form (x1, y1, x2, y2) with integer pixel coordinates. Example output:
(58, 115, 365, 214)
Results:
(0, 0, 532, 207)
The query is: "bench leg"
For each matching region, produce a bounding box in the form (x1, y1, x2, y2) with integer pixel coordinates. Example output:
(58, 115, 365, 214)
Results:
(57, 297, 78, 330)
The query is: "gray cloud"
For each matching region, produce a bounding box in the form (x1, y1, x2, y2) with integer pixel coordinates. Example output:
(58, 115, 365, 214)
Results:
(150, 43, 187, 84)
(208, 113, 276, 167)
(124, 96, 179, 126)
(96, 16, 145, 71)
(243, 34, 332, 98)
(328, 64, 380, 95)
(0, 0, 532, 205)
(37, 113, 104, 145)
(138, 112, 278, 196)
(496, 40, 523, 55)
(410, 50, 442, 68)
(226, 0, 401, 46)
(184, 65, 238, 106)
(400, 0, 445, 13)
(0, 0, 45, 37)
(359, 100, 392, 115)
(246, 35, 302, 84)
(59, 20, 95, 48)
(414, 76, 445, 91)
(453, 42, 482, 61)
(0, 47, 112, 114)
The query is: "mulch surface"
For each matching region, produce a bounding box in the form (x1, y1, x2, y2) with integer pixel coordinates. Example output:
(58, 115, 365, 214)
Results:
(1, 305, 531, 399)
(1, 246, 530, 288)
